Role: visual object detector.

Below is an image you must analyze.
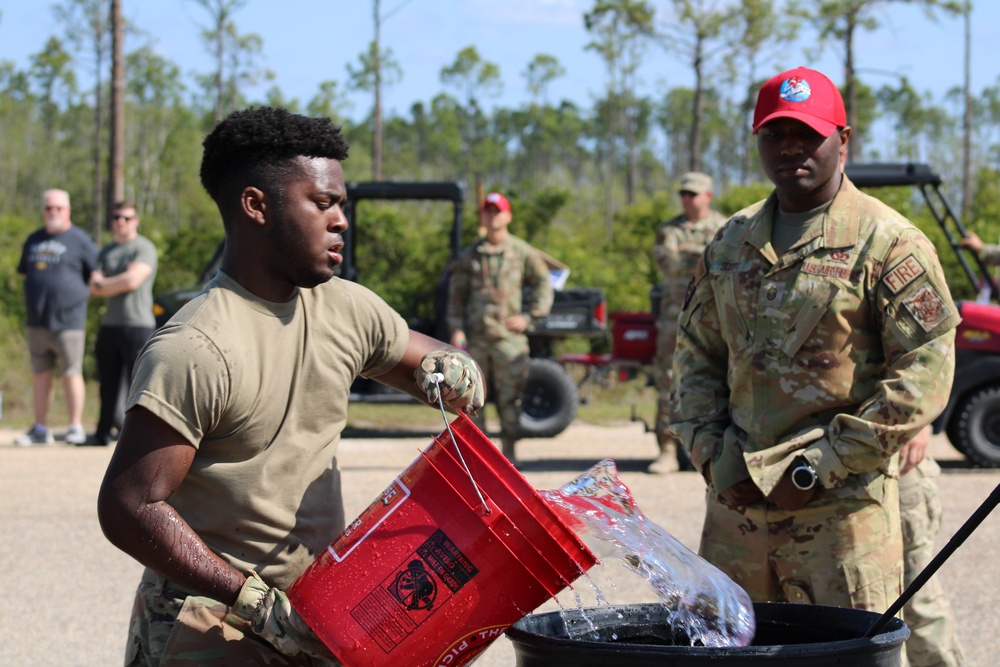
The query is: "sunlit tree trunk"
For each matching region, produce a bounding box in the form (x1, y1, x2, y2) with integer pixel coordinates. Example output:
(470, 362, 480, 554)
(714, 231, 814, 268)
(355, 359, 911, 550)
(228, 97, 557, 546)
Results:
(844, 14, 858, 162)
(373, 0, 383, 180)
(54, 0, 111, 238)
(690, 39, 704, 171)
(107, 0, 124, 219)
(91, 28, 104, 240)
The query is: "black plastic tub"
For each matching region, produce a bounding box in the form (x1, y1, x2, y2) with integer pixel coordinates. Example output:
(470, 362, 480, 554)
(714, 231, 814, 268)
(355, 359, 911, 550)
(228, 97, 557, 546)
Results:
(507, 602, 908, 666)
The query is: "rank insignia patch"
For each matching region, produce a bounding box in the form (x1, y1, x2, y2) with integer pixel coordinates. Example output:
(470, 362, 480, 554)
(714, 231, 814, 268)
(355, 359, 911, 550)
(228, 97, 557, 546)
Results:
(830, 250, 851, 263)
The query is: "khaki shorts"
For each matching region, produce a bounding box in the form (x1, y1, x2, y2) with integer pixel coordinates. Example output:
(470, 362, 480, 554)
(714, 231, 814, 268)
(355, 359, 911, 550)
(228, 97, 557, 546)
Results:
(26, 327, 85, 376)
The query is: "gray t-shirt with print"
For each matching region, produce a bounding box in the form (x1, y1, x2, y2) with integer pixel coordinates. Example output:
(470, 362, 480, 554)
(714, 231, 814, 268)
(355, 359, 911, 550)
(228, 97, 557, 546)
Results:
(18, 225, 98, 330)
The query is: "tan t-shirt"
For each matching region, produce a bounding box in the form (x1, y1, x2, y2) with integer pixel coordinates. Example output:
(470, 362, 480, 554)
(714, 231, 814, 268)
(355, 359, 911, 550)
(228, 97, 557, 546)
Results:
(128, 271, 409, 589)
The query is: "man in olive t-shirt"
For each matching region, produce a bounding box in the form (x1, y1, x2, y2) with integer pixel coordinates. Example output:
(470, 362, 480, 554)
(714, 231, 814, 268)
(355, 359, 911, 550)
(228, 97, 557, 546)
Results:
(98, 107, 485, 666)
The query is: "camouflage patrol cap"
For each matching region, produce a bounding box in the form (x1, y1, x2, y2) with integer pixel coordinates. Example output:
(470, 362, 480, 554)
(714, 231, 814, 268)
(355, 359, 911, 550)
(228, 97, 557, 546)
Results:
(679, 172, 713, 195)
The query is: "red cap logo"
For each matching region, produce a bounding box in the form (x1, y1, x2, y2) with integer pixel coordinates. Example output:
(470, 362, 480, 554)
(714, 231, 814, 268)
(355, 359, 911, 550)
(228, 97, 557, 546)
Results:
(752, 67, 846, 137)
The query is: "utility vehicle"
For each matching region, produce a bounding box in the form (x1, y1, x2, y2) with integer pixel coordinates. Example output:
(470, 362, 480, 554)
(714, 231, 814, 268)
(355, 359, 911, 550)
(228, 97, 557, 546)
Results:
(153, 181, 607, 439)
(846, 162, 1000, 467)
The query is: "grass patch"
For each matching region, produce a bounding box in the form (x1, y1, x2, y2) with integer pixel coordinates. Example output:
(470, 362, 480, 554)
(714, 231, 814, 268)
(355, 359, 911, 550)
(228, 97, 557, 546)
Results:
(344, 368, 658, 432)
(1, 328, 658, 438)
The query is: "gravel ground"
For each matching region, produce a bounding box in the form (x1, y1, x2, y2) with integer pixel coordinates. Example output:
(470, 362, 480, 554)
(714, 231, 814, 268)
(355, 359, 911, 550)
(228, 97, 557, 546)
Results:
(2, 421, 997, 666)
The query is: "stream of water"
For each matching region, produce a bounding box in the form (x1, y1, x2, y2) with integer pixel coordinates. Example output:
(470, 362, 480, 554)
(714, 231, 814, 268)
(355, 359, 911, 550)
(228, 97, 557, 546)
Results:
(541, 458, 756, 647)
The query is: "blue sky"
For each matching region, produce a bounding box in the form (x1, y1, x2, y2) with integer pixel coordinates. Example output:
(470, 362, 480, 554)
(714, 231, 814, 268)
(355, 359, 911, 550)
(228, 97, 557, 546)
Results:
(1, 0, 998, 121)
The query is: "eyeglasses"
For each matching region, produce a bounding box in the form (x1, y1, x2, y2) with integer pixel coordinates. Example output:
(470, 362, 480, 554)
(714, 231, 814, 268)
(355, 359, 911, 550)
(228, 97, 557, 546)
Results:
(44, 205, 65, 211)
(678, 191, 698, 198)
(112, 214, 136, 221)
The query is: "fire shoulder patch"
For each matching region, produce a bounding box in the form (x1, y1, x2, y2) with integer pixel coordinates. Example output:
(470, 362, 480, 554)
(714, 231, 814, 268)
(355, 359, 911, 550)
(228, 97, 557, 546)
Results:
(902, 284, 952, 332)
(883, 255, 926, 294)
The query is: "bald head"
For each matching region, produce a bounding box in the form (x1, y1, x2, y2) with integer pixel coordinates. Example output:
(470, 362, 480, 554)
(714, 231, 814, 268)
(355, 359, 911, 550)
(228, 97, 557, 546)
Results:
(42, 189, 72, 234)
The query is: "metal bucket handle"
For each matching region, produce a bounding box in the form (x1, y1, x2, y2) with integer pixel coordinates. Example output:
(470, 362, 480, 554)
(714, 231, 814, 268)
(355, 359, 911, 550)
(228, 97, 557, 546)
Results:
(428, 372, 492, 515)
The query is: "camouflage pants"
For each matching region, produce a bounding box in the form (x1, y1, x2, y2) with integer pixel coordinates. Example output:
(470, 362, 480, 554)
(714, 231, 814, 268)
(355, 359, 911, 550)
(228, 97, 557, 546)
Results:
(652, 314, 690, 468)
(699, 475, 903, 610)
(124, 569, 336, 666)
(653, 315, 677, 437)
(466, 336, 529, 442)
(900, 459, 964, 667)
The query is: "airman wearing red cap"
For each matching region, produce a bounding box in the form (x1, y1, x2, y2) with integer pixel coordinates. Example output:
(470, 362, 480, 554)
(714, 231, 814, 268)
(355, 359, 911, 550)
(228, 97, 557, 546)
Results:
(447, 192, 553, 464)
(670, 68, 960, 628)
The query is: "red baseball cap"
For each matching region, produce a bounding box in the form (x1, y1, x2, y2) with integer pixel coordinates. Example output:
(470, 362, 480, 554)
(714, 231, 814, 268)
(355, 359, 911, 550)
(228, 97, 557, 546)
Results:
(752, 67, 846, 137)
(481, 192, 511, 212)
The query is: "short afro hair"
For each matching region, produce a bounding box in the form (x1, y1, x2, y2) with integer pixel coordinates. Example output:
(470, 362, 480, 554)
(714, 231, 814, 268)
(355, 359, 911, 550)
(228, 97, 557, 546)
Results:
(199, 106, 349, 206)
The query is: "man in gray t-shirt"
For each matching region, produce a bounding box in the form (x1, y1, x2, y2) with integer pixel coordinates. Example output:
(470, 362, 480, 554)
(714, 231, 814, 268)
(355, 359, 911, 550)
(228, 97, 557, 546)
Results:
(85, 200, 158, 446)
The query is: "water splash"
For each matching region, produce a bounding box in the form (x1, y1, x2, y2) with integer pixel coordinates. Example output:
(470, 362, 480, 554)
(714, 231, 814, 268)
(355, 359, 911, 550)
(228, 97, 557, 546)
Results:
(541, 459, 756, 647)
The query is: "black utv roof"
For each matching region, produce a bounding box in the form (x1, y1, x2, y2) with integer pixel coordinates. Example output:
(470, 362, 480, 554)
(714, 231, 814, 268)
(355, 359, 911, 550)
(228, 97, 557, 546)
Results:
(346, 181, 465, 203)
(845, 162, 998, 302)
(844, 162, 942, 188)
(340, 181, 466, 283)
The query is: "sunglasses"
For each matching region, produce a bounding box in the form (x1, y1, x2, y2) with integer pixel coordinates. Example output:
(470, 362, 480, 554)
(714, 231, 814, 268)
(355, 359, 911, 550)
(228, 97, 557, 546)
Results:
(112, 214, 136, 221)
(679, 191, 698, 198)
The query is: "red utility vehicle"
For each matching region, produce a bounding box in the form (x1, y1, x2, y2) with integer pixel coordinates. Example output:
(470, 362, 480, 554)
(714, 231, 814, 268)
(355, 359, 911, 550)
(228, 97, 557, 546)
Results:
(845, 163, 1000, 468)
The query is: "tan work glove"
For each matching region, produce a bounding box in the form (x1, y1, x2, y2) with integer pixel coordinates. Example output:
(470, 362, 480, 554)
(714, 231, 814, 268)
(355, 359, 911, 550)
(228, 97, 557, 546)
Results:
(231, 571, 337, 662)
(416, 349, 485, 415)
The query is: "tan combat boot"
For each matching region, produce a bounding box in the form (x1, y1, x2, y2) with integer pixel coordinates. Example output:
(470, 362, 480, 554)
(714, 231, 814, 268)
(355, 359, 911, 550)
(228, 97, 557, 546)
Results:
(647, 447, 678, 475)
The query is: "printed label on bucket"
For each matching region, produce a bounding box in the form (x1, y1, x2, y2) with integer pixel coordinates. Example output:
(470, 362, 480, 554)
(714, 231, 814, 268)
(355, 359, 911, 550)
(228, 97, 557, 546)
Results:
(350, 529, 479, 654)
(433, 625, 509, 666)
(328, 478, 411, 562)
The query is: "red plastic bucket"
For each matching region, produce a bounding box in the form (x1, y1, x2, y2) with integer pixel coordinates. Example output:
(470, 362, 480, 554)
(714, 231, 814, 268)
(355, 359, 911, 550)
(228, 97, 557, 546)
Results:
(419, 442, 571, 597)
(287, 414, 598, 667)
(422, 417, 595, 587)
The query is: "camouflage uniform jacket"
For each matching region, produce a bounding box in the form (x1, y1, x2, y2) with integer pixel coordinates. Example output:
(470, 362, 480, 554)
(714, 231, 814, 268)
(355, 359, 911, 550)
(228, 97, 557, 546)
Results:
(979, 242, 1000, 266)
(447, 234, 553, 342)
(654, 209, 729, 321)
(672, 176, 959, 497)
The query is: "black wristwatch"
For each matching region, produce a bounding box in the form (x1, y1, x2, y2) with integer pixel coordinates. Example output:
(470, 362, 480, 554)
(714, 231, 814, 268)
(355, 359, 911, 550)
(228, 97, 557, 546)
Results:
(790, 457, 817, 491)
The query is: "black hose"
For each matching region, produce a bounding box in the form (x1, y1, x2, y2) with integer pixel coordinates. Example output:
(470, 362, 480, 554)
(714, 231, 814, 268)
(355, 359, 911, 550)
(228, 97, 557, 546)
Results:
(866, 480, 1000, 637)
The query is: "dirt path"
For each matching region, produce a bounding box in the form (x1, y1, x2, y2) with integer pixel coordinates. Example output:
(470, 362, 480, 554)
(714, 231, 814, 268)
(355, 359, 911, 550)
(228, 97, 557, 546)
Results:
(1, 423, 996, 666)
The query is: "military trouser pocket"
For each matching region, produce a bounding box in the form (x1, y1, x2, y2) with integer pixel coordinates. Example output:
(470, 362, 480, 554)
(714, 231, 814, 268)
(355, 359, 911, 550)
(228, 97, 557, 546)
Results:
(159, 595, 288, 666)
(921, 476, 943, 535)
(125, 577, 184, 667)
(842, 541, 904, 612)
(124, 629, 141, 666)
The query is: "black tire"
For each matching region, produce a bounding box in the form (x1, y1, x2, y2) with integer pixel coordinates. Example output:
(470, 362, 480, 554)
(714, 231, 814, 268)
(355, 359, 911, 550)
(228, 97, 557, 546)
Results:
(945, 413, 970, 457)
(519, 357, 579, 438)
(953, 384, 1000, 467)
